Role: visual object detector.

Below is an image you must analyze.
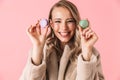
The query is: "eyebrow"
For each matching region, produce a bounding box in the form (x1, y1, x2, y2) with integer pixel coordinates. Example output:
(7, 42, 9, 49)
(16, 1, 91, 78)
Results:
(53, 18, 61, 20)
(53, 18, 74, 20)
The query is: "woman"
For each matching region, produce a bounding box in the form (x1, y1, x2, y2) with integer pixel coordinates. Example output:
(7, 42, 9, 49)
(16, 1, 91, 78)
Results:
(20, 0, 105, 80)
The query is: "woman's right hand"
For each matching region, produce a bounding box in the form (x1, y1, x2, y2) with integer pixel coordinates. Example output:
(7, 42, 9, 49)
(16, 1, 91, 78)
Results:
(27, 20, 51, 65)
(27, 20, 50, 47)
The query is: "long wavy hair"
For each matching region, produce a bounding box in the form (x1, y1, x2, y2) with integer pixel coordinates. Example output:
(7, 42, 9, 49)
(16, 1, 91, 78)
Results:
(46, 0, 81, 61)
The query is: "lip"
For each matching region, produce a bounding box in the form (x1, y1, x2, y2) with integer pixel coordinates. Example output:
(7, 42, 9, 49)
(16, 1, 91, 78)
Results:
(59, 32, 70, 37)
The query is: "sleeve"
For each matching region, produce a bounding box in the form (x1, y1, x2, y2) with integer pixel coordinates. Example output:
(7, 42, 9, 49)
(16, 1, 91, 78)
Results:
(76, 48, 105, 80)
(19, 49, 47, 80)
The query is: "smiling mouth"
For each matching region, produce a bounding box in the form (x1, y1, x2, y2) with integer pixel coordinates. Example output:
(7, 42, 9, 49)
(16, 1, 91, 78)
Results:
(59, 32, 70, 37)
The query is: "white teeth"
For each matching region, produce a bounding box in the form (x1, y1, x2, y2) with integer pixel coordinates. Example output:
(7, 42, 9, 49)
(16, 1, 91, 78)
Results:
(60, 32, 69, 36)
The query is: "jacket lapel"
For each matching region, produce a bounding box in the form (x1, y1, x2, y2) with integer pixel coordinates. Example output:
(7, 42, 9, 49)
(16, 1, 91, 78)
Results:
(58, 45, 75, 80)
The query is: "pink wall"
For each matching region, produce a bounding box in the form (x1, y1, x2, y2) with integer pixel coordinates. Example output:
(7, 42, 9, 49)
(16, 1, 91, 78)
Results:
(0, 0, 120, 80)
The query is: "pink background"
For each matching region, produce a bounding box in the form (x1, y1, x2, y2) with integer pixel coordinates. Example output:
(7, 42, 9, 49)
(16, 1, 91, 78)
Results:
(0, 0, 120, 80)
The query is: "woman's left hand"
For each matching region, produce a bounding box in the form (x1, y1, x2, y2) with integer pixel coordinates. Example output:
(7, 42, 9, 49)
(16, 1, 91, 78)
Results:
(79, 24, 98, 61)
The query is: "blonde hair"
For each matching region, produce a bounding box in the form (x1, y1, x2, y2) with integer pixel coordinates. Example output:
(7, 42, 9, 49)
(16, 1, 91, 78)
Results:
(46, 0, 81, 61)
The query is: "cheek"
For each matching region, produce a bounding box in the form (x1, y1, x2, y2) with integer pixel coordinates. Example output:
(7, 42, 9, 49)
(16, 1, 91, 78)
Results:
(52, 25, 59, 32)
(70, 26, 76, 32)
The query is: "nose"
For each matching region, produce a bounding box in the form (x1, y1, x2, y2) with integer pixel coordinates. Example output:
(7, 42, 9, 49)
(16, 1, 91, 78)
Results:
(61, 22, 68, 30)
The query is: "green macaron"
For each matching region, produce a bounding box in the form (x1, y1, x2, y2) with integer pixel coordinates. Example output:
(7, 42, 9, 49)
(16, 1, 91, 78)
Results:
(79, 20, 89, 29)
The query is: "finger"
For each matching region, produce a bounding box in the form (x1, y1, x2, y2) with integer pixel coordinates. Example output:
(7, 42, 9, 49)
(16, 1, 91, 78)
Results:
(82, 27, 91, 36)
(88, 32, 98, 45)
(92, 32, 98, 41)
(40, 25, 47, 37)
(78, 25, 86, 41)
(44, 25, 49, 36)
(78, 26, 86, 44)
(78, 25, 83, 36)
(27, 25, 35, 38)
(27, 25, 32, 33)
(32, 26, 36, 33)
(28, 25, 36, 33)
(36, 20, 41, 35)
(85, 29, 92, 39)
(87, 31, 94, 39)
(36, 20, 40, 28)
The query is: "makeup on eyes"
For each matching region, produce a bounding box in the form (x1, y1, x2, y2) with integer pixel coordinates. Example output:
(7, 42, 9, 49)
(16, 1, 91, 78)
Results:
(53, 18, 75, 23)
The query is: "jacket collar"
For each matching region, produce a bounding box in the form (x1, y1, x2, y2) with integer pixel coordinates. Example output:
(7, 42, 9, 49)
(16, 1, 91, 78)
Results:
(58, 45, 75, 80)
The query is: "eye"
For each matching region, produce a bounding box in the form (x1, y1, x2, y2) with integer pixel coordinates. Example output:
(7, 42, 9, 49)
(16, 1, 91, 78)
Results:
(67, 19, 75, 23)
(55, 20, 61, 23)
(68, 20, 74, 22)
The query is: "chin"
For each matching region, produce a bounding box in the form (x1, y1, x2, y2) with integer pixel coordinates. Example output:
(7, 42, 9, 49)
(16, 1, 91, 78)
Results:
(59, 38, 71, 43)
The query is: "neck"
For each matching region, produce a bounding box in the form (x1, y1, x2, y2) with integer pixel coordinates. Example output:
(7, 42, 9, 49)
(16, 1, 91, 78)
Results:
(60, 42, 66, 50)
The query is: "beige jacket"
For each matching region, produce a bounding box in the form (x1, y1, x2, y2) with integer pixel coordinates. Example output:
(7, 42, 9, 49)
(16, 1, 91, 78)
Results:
(20, 45, 105, 80)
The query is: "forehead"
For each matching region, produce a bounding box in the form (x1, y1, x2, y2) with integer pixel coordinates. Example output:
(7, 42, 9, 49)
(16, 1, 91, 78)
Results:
(52, 7, 73, 19)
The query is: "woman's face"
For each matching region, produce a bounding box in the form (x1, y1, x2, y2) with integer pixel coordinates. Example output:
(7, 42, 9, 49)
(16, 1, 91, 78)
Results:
(50, 7, 76, 43)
